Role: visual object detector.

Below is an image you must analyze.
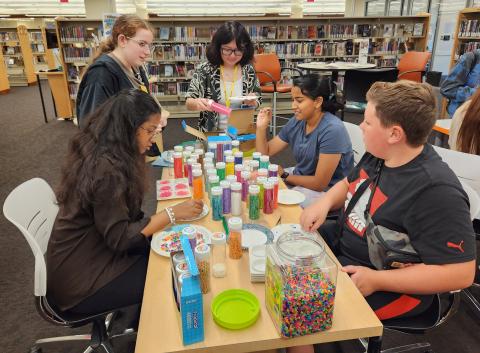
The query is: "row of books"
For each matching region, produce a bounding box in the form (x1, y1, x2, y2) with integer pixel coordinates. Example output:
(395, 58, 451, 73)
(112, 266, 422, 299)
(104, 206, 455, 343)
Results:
(0, 32, 18, 41)
(146, 62, 196, 79)
(59, 25, 102, 42)
(157, 26, 214, 41)
(2, 46, 21, 55)
(29, 32, 43, 42)
(458, 19, 480, 37)
(63, 47, 94, 63)
(30, 43, 45, 53)
(148, 81, 190, 96)
(152, 44, 207, 61)
(69, 83, 79, 99)
(458, 41, 480, 56)
(369, 38, 403, 55)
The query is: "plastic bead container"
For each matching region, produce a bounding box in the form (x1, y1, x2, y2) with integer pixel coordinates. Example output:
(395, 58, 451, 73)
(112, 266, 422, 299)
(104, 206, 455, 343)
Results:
(265, 231, 337, 338)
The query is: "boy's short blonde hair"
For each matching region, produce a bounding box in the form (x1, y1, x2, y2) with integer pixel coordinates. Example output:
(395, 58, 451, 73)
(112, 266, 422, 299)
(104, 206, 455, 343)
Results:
(366, 81, 437, 146)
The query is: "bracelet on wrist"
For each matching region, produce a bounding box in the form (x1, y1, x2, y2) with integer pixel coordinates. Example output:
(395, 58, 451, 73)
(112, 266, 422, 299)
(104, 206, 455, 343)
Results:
(166, 207, 176, 225)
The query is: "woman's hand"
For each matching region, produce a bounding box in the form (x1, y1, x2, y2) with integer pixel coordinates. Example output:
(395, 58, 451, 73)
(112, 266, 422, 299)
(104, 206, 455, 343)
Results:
(172, 200, 204, 220)
(195, 98, 213, 112)
(256, 107, 272, 130)
(244, 92, 258, 108)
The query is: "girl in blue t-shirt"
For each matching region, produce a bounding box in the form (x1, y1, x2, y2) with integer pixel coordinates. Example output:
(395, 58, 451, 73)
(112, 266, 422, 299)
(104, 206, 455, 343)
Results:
(255, 73, 354, 206)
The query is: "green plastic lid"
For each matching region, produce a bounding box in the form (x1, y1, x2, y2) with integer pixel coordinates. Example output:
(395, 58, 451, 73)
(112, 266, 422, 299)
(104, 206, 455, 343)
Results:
(211, 289, 260, 330)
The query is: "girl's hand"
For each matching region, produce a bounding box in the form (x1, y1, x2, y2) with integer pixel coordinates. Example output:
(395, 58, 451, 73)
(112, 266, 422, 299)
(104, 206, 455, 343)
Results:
(172, 200, 204, 220)
(341, 265, 379, 297)
(256, 107, 272, 130)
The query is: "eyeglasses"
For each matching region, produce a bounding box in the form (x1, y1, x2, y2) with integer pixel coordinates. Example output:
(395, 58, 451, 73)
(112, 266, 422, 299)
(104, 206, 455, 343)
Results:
(221, 47, 243, 57)
(139, 126, 161, 137)
(126, 37, 155, 52)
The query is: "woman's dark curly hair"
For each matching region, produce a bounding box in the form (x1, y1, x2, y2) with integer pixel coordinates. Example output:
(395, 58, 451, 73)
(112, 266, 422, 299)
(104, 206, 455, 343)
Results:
(206, 21, 254, 66)
(56, 89, 161, 213)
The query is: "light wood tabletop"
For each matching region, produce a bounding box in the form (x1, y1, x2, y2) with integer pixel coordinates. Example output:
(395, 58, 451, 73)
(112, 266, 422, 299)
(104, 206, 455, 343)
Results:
(135, 168, 383, 353)
(432, 119, 451, 136)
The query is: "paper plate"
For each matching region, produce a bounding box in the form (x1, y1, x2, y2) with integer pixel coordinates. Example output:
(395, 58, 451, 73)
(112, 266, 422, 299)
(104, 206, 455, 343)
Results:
(161, 150, 174, 164)
(178, 203, 209, 222)
(241, 223, 274, 249)
(151, 224, 212, 257)
(271, 223, 303, 242)
(211, 289, 260, 330)
(230, 95, 260, 101)
(277, 189, 306, 205)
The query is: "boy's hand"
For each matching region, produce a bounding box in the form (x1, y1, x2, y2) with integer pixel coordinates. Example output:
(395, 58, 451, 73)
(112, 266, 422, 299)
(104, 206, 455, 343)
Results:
(342, 265, 378, 297)
(300, 203, 328, 232)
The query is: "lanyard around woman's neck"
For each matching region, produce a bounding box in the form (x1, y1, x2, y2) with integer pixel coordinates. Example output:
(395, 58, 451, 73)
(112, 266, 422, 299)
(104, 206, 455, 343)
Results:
(220, 64, 238, 108)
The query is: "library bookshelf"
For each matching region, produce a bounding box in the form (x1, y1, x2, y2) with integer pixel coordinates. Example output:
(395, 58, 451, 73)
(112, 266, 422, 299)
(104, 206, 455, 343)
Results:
(449, 7, 480, 69)
(55, 14, 430, 118)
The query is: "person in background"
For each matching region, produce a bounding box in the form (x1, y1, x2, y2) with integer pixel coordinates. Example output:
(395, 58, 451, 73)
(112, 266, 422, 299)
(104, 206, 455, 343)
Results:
(291, 81, 475, 353)
(185, 21, 261, 132)
(46, 90, 203, 317)
(449, 88, 480, 155)
(440, 49, 480, 116)
(76, 14, 169, 135)
(255, 74, 353, 208)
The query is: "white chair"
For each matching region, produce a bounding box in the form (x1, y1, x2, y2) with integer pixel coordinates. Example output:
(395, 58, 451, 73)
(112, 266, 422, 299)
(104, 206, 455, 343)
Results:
(344, 121, 365, 165)
(3, 178, 131, 353)
(433, 145, 480, 219)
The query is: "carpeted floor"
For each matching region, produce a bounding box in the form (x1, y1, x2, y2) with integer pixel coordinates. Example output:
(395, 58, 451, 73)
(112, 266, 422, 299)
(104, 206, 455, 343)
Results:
(0, 85, 479, 353)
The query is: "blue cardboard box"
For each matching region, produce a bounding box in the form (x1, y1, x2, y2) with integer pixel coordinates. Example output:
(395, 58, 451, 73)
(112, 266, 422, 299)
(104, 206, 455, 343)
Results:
(170, 236, 204, 345)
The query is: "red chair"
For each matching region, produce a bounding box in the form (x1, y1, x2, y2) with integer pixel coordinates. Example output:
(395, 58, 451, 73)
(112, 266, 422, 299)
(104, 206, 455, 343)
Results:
(397, 51, 432, 83)
(253, 53, 302, 135)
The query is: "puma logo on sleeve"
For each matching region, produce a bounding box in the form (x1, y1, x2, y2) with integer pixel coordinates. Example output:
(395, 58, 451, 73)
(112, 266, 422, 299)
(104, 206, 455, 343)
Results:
(447, 240, 464, 253)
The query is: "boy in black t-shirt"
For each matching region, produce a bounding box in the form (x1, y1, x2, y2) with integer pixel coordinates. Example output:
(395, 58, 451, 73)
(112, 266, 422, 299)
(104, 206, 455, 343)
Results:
(293, 81, 475, 353)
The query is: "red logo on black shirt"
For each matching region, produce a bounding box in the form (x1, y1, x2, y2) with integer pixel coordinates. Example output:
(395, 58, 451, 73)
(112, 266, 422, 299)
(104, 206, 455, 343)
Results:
(447, 240, 464, 253)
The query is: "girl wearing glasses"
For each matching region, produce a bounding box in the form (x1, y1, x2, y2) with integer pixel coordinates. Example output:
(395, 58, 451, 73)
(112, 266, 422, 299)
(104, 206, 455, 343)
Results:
(76, 14, 169, 134)
(186, 21, 262, 132)
(47, 90, 203, 317)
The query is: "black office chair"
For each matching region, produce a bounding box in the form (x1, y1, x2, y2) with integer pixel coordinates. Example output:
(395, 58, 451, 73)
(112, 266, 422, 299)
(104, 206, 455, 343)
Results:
(3, 178, 134, 353)
(341, 68, 399, 120)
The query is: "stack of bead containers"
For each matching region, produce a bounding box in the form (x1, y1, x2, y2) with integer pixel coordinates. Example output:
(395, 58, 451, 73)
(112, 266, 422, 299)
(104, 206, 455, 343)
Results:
(265, 231, 338, 338)
(170, 236, 204, 345)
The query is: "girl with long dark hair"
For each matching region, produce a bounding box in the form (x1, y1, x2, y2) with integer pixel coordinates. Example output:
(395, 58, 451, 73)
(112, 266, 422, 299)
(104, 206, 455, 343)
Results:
(449, 88, 480, 155)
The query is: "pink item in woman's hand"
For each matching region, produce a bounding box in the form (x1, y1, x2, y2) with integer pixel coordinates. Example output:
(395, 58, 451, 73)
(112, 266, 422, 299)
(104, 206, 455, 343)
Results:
(209, 100, 232, 116)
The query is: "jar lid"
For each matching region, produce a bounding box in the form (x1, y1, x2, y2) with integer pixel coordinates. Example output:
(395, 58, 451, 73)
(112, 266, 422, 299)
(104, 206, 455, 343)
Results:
(258, 168, 268, 177)
(257, 176, 268, 184)
(250, 160, 259, 167)
(234, 151, 243, 157)
(211, 232, 226, 245)
(195, 243, 211, 259)
(207, 168, 217, 175)
(267, 176, 279, 184)
(226, 175, 237, 183)
(173, 151, 183, 158)
(232, 140, 240, 146)
(228, 217, 243, 230)
(226, 156, 235, 163)
(231, 182, 242, 191)
(209, 175, 220, 182)
(182, 151, 191, 158)
(182, 226, 196, 238)
(174, 145, 184, 152)
(248, 184, 260, 194)
(192, 169, 203, 177)
(211, 186, 223, 195)
(190, 153, 199, 160)
(185, 146, 194, 152)
(175, 261, 190, 274)
(264, 181, 273, 189)
(205, 151, 214, 159)
(224, 150, 233, 157)
(241, 170, 251, 178)
(235, 164, 243, 171)
(208, 142, 217, 148)
(220, 180, 230, 188)
(172, 252, 185, 265)
(216, 162, 226, 169)
(252, 152, 261, 158)
(260, 155, 269, 162)
(187, 157, 197, 164)
(268, 164, 278, 171)
(195, 148, 204, 155)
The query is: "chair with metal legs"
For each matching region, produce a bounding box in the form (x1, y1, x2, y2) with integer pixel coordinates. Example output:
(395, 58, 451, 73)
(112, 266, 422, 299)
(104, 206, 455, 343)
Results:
(3, 178, 135, 353)
(253, 53, 302, 135)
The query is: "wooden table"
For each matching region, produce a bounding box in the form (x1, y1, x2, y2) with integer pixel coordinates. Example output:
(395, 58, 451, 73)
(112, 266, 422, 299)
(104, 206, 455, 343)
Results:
(135, 168, 383, 353)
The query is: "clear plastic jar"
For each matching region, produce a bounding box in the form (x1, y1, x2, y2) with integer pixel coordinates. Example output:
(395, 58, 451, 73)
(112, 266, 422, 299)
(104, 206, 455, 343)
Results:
(230, 182, 243, 216)
(194, 148, 204, 166)
(268, 164, 279, 178)
(232, 140, 240, 153)
(248, 184, 260, 220)
(211, 232, 227, 278)
(228, 217, 243, 259)
(235, 164, 244, 182)
(173, 151, 183, 178)
(265, 231, 338, 338)
(260, 155, 270, 169)
(252, 152, 261, 163)
(208, 175, 220, 200)
(194, 243, 211, 294)
(234, 151, 243, 165)
(220, 180, 231, 214)
(241, 170, 251, 202)
(216, 161, 226, 181)
(256, 176, 268, 210)
(211, 186, 223, 221)
(263, 180, 274, 214)
(192, 168, 204, 200)
(225, 155, 235, 176)
(174, 145, 184, 153)
(182, 226, 197, 252)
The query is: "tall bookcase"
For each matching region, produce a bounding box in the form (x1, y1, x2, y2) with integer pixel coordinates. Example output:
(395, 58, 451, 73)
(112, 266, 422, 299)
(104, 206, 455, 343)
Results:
(449, 7, 480, 70)
(0, 24, 50, 87)
(0, 46, 9, 93)
(55, 15, 430, 118)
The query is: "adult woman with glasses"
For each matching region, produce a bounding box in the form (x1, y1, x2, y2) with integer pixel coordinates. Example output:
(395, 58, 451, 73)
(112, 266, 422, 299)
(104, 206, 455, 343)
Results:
(76, 14, 169, 134)
(185, 21, 262, 132)
(46, 90, 203, 318)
